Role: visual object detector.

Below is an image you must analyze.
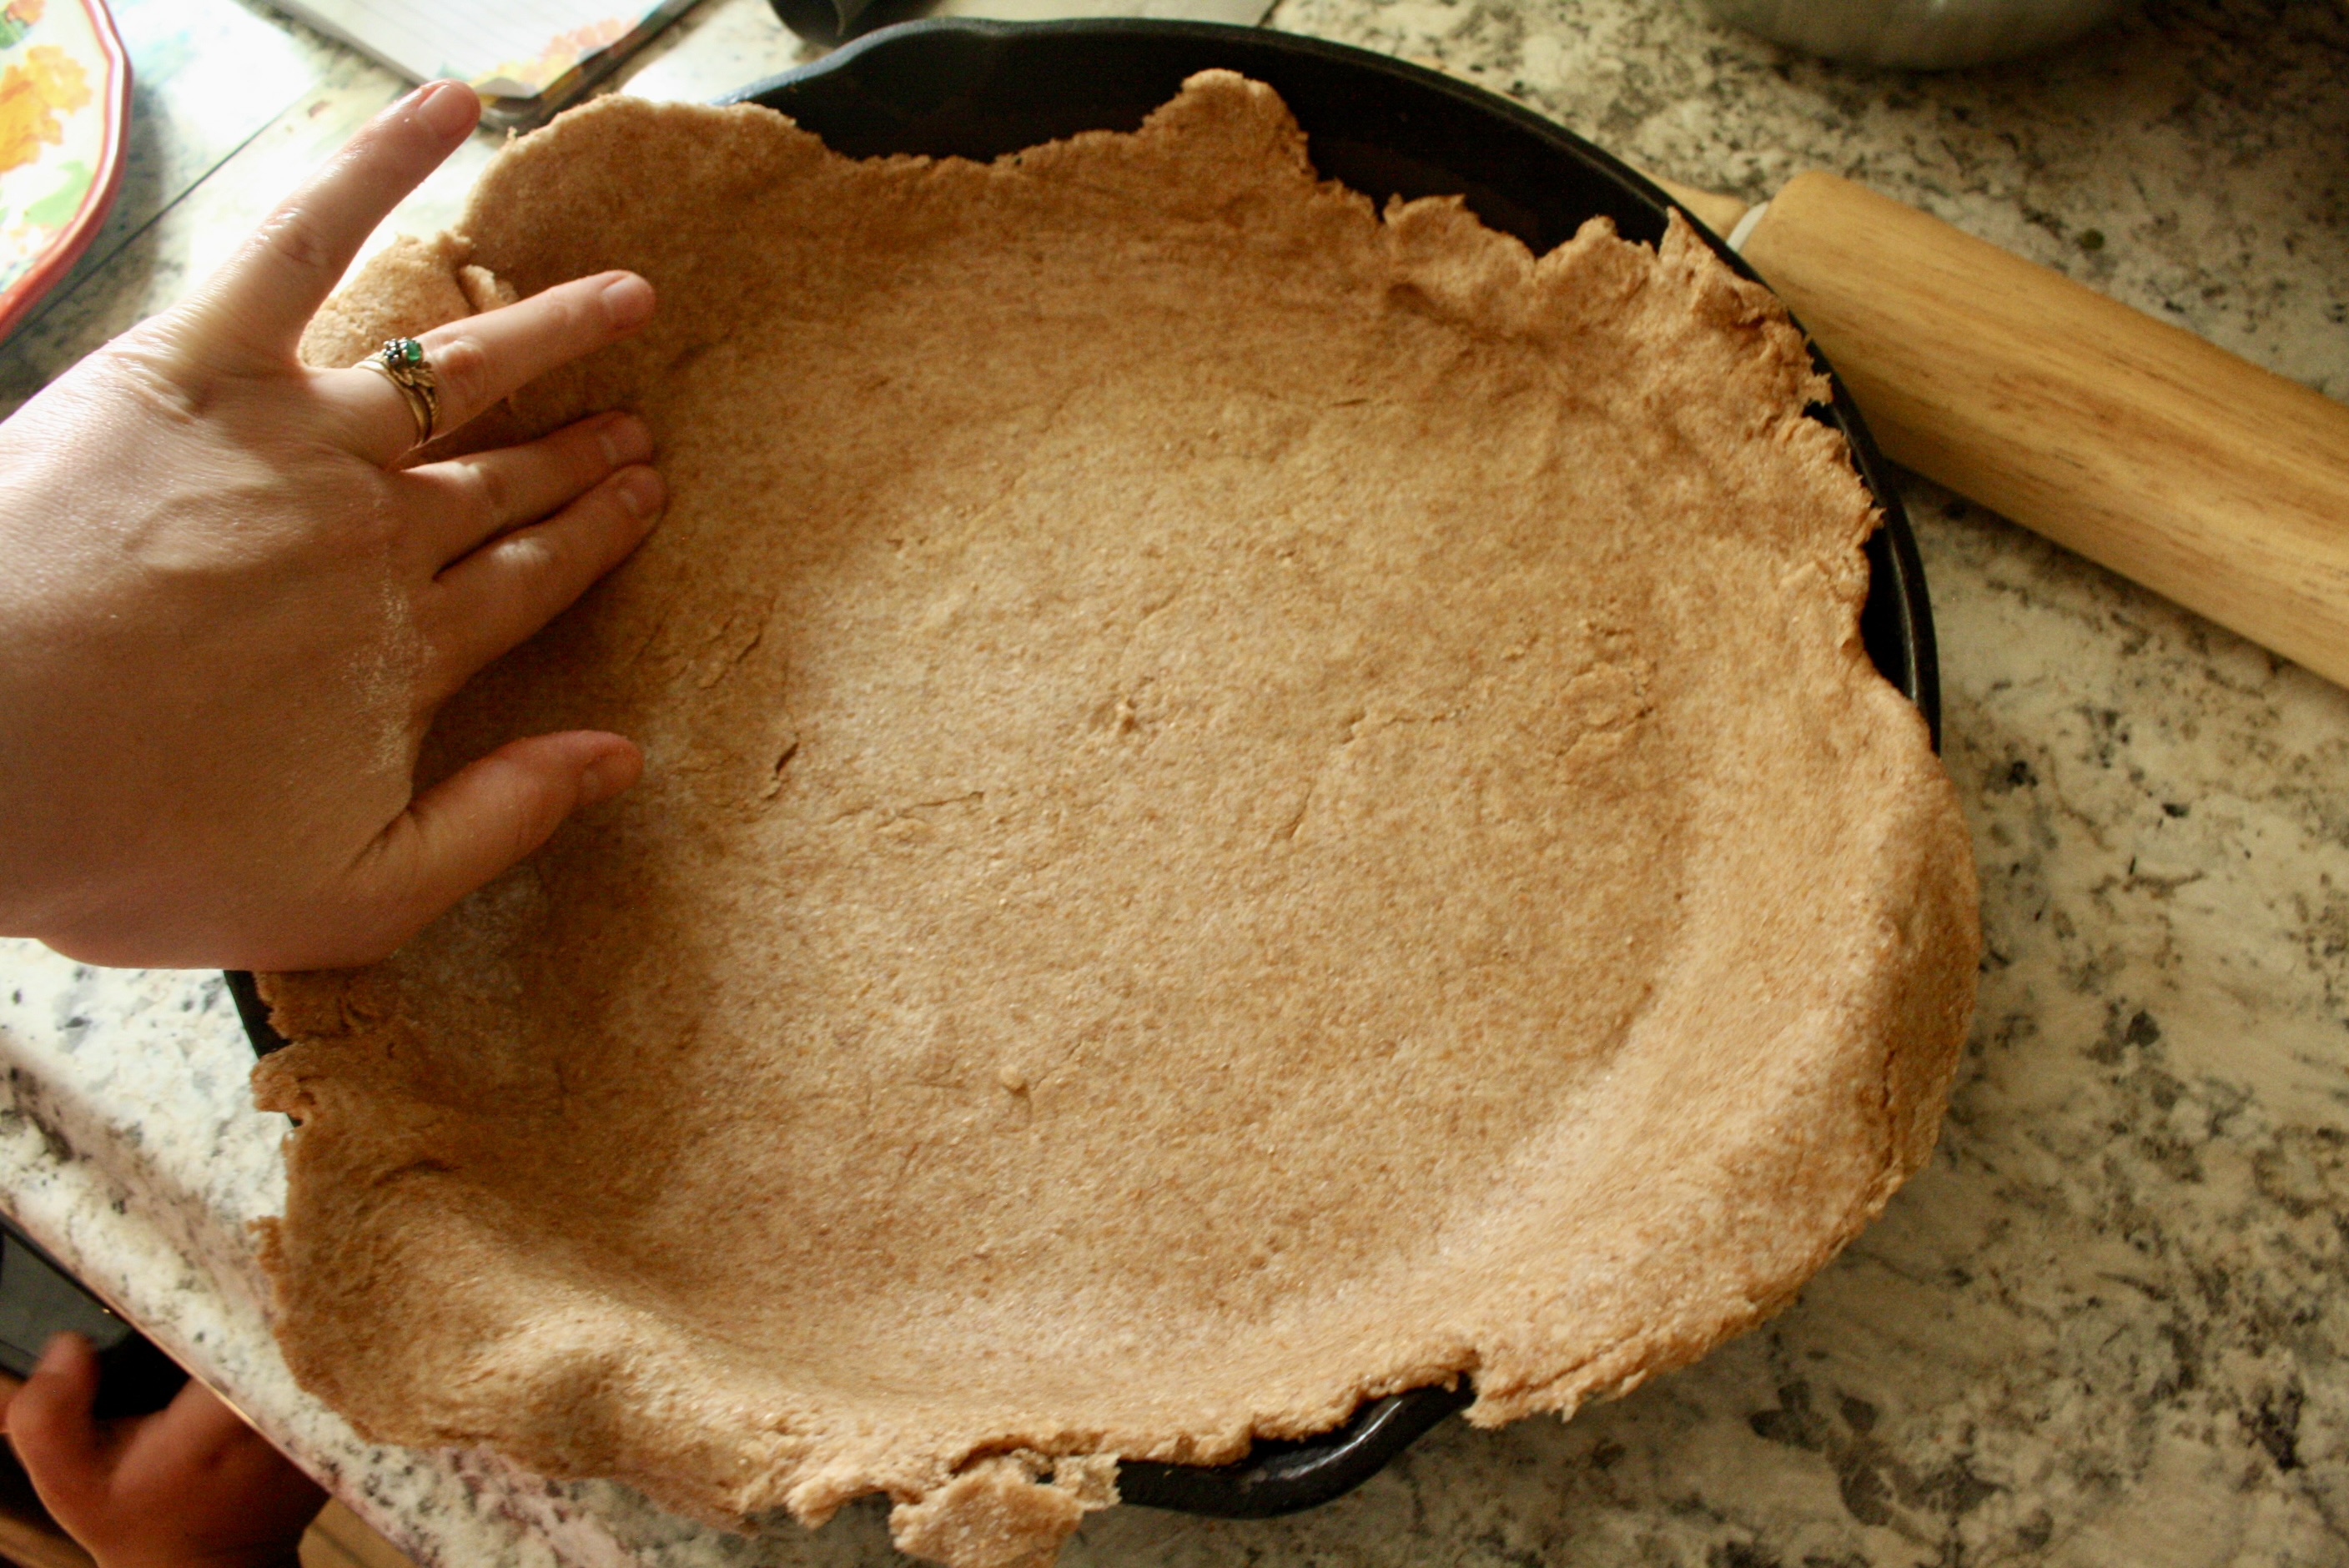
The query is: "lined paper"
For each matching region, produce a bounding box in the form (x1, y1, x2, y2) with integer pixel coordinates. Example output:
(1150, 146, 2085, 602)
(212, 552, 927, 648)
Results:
(278, 0, 695, 102)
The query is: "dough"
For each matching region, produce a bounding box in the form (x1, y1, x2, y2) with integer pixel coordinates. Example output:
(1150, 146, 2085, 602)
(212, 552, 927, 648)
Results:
(258, 73, 1978, 1568)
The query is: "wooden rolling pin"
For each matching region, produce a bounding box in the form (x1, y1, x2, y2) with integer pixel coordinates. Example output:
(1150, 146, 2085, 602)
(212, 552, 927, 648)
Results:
(1648, 171, 2349, 690)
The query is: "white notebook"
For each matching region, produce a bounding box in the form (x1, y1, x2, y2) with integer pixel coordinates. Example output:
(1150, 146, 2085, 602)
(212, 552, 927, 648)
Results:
(278, 0, 702, 123)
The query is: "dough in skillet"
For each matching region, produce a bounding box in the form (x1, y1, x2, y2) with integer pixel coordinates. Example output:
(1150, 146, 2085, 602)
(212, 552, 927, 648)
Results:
(258, 73, 1978, 1568)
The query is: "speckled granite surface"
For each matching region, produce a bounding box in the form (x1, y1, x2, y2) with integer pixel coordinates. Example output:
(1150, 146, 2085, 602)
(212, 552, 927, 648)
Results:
(1, 0, 2345, 1564)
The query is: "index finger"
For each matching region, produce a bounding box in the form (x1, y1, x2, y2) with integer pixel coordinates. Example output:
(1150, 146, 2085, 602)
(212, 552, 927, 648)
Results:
(5, 1334, 102, 1524)
(170, 81, 482, 370)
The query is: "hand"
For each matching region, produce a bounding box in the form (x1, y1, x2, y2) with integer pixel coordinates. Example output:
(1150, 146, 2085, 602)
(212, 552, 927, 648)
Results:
(0, 80, 665, 970)
(5, 1333, 326, 1568)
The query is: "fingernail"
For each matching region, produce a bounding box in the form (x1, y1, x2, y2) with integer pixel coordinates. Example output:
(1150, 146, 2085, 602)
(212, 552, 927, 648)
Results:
(600, 274, 656, 332)
(597, 414, 651, 469)
(578, 751, 639, 807)
(616, 467, 665, 520)
(416, 81, 479, 140)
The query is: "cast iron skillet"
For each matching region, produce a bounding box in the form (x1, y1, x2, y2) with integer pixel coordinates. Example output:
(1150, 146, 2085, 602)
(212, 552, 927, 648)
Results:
(234, 15, 1939, 1526)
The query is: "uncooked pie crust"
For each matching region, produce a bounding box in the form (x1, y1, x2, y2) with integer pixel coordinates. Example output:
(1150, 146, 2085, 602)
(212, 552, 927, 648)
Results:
(259, 74, 1979, 1568)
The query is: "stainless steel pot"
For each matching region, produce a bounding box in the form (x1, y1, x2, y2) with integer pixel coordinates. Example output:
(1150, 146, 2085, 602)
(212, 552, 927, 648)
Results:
(1697, 0, 2131, 68)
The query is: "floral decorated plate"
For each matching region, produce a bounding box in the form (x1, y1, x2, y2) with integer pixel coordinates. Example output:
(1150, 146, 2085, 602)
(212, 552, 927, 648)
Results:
(0, 0, 127, 341)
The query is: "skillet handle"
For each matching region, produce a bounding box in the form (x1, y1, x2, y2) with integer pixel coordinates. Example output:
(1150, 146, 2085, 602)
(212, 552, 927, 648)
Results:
(1737, 172, 2349, 690)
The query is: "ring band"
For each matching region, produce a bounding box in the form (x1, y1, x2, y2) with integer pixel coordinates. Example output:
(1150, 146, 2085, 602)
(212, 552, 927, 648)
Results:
(358, 337, 439, 448)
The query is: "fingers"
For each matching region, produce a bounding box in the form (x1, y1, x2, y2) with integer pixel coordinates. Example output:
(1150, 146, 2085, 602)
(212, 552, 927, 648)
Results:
(11, 1349, 325, 1564)
(330, 271, 656, 467)
(422, 464, 665, 694)
(137, 1372, 269, 1467)
(172, 82, 481, 370)
(343, 732, 644, 959)
(405, 410, 654, 567)
(8, 1334, 104, 1526)
(128, 1380, 327, 1554)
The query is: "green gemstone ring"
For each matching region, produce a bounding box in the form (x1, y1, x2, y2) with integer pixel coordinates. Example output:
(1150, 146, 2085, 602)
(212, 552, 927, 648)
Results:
(358, 336, 440, 449)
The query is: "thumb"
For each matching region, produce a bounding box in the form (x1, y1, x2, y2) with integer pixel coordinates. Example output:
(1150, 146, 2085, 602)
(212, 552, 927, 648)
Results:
(340, 731, 641, 964)
(8, 1333, 106, 1528)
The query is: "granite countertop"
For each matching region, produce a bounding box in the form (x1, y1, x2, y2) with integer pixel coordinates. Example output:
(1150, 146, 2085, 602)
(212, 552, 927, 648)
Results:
(3, 0, 2345, 1564)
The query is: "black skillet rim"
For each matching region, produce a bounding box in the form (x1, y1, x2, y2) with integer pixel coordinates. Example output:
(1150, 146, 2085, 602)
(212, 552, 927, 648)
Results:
(232, 14, 1940, 1525)
(720, 18, 1939, 746)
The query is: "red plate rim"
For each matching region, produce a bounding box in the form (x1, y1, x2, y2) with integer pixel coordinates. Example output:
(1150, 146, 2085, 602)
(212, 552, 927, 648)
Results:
(0, 0, 132, 344)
